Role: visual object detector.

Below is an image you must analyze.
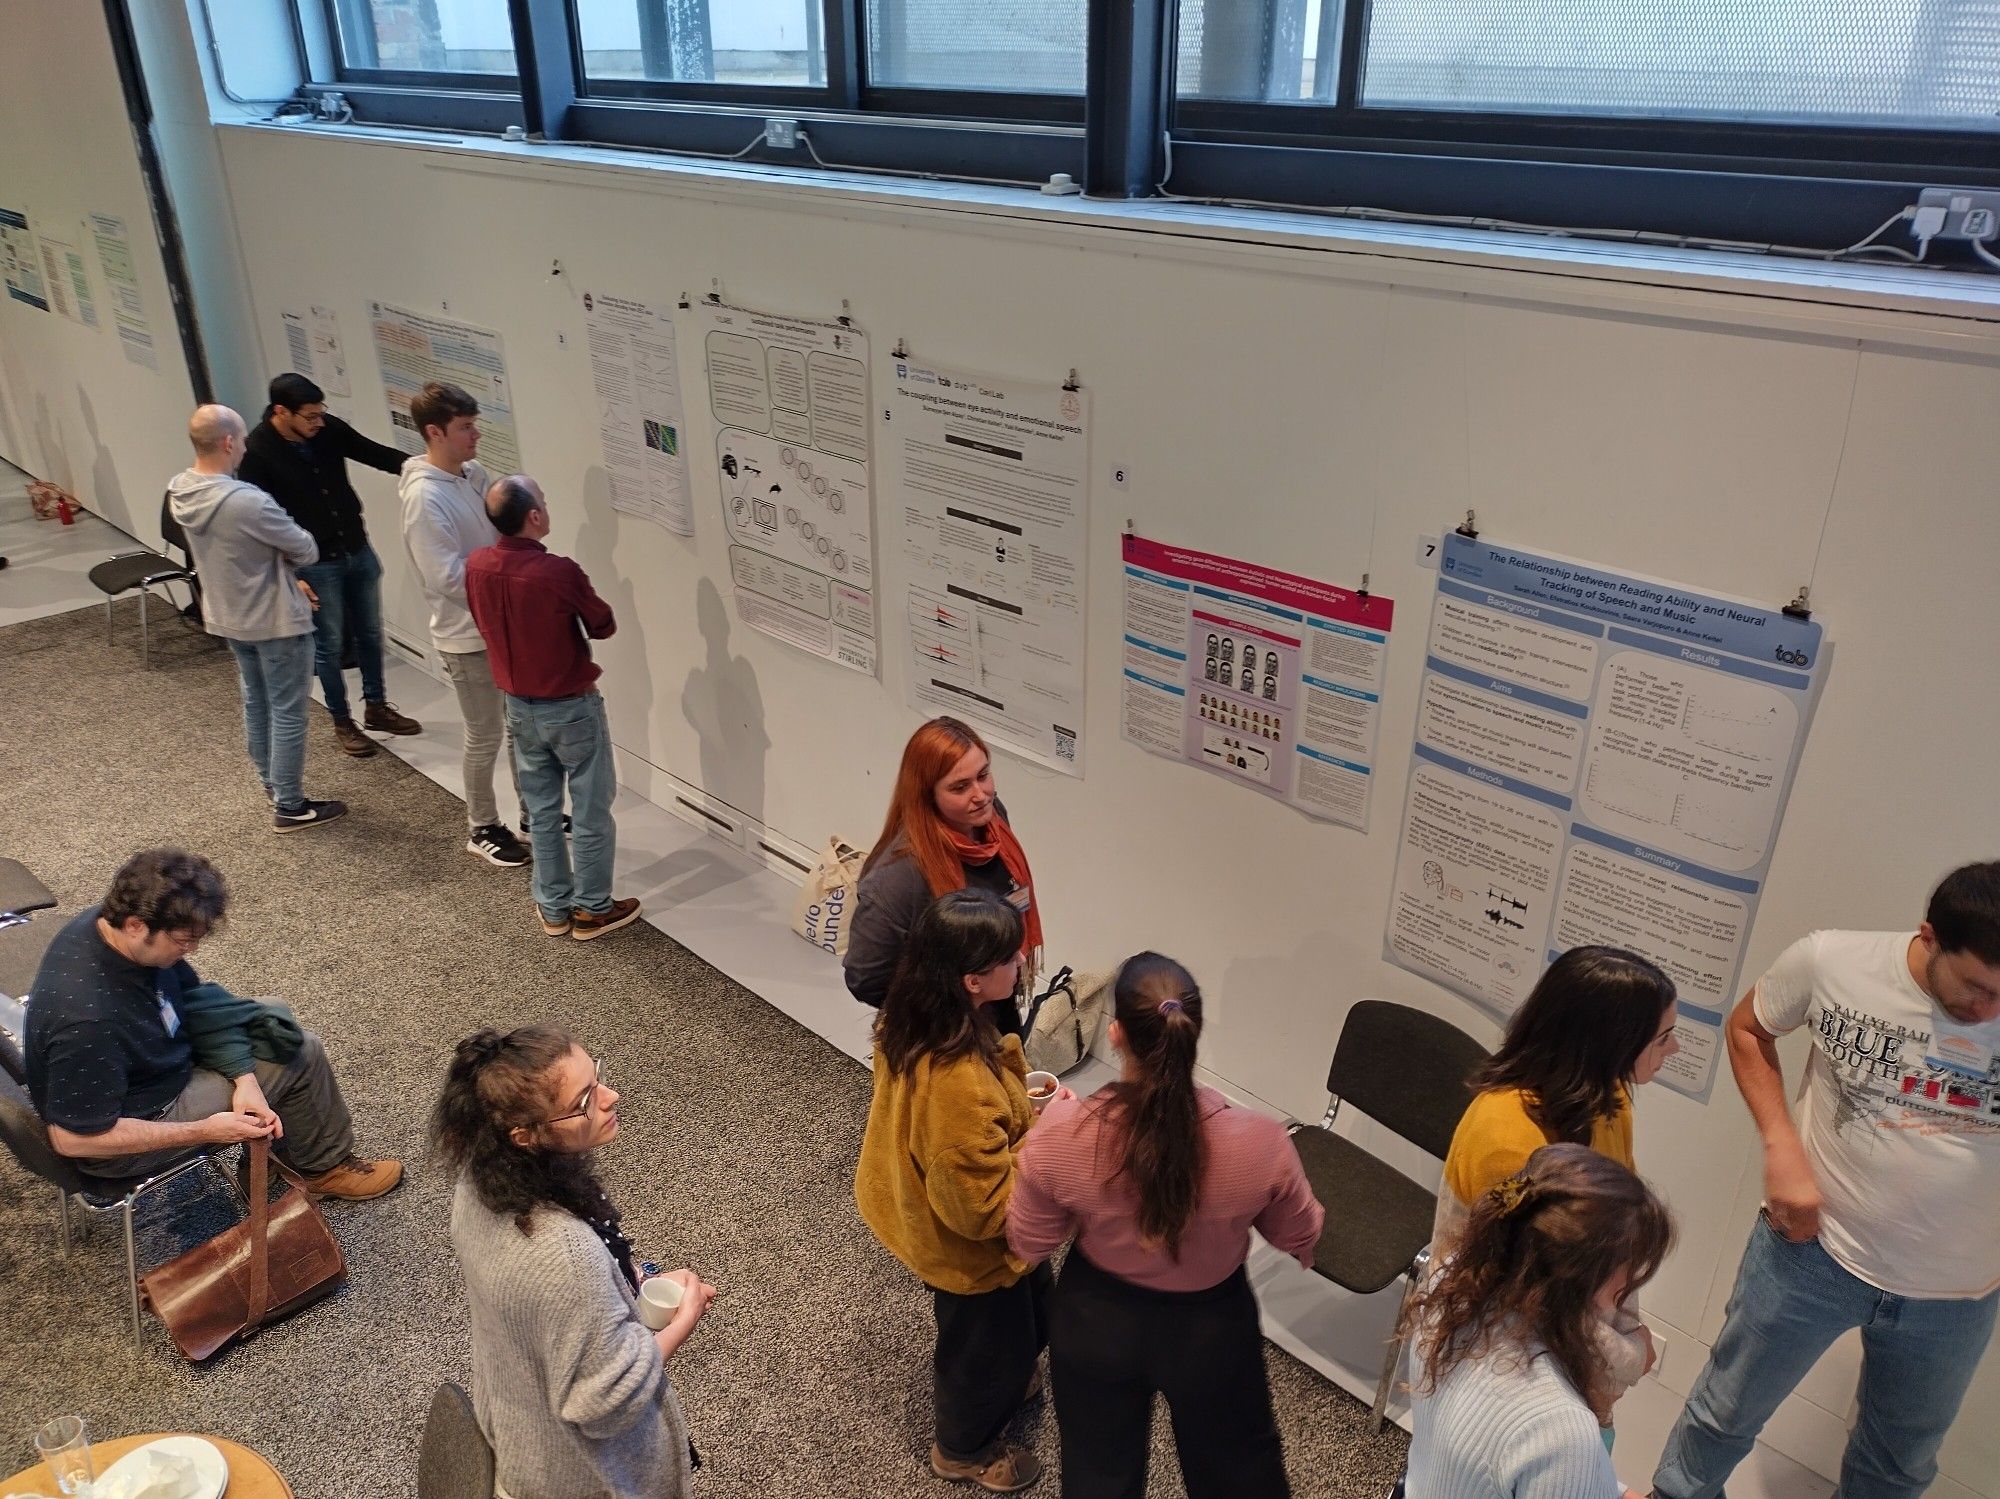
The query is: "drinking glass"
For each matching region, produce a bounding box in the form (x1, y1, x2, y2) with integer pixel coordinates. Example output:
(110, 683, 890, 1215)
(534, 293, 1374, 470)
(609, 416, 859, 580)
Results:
(33, 1415, 94, 1496)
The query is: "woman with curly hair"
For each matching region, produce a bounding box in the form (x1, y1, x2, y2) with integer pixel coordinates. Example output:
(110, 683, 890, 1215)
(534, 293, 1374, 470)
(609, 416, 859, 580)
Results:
(435, 1026, 715, 1499)
(1402, 1144, 1674, 1499)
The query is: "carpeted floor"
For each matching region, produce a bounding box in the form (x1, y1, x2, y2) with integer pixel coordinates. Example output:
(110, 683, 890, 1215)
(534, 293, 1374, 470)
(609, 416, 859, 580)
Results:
(0, 599, 1408, 1497)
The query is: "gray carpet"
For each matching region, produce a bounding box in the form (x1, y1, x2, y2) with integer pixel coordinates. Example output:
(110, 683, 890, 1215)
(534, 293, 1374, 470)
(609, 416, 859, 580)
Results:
(0, 599, 1409, 1497)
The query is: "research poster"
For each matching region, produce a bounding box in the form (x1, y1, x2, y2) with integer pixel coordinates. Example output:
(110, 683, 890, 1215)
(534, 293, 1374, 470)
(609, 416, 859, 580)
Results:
(1120, 535, 1396, 828)
(700, 299, 875, 674)
(584, 289, 692, 537)
(889, 357, 1089, 773)
(1, 208, 47, 311)
(1384, 531, 1831, 1101)
(282, 305, 351, 397)
(370, 302, 521, 473)
(37, 235, 95, 326)
(88, 213, 157, 369)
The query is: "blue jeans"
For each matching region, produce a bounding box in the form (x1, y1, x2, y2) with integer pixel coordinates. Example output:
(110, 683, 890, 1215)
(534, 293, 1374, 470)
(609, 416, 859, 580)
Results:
(297, 541, 385, 721)
(507, 692, 617, 918)
(227, 633, 315, 810)
(1654, 1214, 1999, 1499)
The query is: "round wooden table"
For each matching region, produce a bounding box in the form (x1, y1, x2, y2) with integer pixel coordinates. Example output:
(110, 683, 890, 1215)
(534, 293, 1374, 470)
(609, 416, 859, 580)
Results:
(2, 1431, 292, 1497)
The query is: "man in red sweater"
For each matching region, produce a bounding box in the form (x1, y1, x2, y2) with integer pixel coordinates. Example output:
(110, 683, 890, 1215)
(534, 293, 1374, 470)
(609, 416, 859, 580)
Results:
(465, 476, 642, 941)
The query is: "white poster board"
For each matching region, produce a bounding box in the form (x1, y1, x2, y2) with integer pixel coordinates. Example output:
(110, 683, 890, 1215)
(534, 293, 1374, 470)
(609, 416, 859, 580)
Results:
(889, 356, 1089, 772)
(699, 299, 875, 673)
(87, 213, 157, 369)
(1, 207, 47, 311)
(370, 301, 521, 472)
(37, 235, 95, 326)
(583, 289, 692, 536)
(282, 304, 352, 397)
(1384, 530, 1831, 1100)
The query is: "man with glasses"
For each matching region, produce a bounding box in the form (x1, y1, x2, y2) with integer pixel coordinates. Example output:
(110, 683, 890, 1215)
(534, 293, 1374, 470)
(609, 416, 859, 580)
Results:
(23, 848, 400, 1200)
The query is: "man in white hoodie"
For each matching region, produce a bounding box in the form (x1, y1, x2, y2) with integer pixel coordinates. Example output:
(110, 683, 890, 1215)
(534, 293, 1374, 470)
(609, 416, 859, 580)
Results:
(168, 405, 347, 832)
(397, 381, 530, 868)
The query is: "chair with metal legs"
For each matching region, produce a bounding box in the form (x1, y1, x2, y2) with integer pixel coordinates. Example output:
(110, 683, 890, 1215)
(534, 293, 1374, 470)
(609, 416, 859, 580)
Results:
(0, 1070, 240, 1346)
(1288, 999, 1490, 1430)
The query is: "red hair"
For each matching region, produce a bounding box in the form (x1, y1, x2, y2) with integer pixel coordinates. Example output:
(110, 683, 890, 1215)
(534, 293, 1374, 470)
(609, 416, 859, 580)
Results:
(864, 717, 991, 897)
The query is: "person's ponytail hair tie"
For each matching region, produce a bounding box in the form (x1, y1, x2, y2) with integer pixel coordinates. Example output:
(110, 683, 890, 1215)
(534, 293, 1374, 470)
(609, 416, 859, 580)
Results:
(1489, 1170, 1536, 1218)
(1157, 996, 1186, 1016)
(456, 1029, 507, 1069)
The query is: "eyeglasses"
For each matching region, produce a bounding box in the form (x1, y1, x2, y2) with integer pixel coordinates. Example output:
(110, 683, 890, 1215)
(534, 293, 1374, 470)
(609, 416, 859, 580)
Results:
(160, 930, 204, 954)
(541, 1056, 607, 1127)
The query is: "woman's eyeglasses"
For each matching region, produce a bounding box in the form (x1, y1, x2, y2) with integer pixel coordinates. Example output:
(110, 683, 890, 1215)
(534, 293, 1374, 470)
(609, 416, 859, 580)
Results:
(542, 1056, 607, 1127)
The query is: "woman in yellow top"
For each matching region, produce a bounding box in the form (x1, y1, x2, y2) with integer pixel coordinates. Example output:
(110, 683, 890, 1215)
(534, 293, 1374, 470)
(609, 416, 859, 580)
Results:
(855, 888, 1064, 1495)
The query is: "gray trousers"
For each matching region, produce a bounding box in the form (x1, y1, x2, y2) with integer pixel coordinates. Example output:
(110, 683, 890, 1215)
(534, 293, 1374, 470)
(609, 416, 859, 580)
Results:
(440, 647, 521, 831)
(82, 1032, 356, 1180)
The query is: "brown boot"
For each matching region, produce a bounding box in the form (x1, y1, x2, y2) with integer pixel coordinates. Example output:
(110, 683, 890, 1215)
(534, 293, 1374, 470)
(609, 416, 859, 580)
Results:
(929, 1443, 1042, 1493)
(364, 700, 422, 735)
(332, 718, 378, 757)
(571, 898, 643, 941)
(303, 1155, 404, 1201)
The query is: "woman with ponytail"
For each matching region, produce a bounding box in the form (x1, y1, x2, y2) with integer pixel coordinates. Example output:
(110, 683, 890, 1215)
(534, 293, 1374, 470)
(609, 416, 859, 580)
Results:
(434, 1026, 714, 1499)
(1008, 954, 1325, 1498)
(844, 717, 1044, 1030)
(1402, 1144, 1673, 1499)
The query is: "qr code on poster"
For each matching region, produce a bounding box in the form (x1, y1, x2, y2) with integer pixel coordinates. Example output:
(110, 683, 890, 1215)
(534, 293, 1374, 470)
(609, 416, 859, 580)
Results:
(1053, 727, 1076, 762)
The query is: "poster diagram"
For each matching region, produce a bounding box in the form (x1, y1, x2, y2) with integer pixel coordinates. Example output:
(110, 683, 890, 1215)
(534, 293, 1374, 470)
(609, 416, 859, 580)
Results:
(1121, 535, 1396, 829)
(700, 299, 875, 674)
(890, 357, 1089, 773)
(370, 302, 521, 473)
(1384, 530, 1831, 1101)
(87, 214, 156, 369)
(281, 305, 351, 397)
(584, 289, 691, 537)
(1, 208, 48, 311)
(37, 235, 95, 327)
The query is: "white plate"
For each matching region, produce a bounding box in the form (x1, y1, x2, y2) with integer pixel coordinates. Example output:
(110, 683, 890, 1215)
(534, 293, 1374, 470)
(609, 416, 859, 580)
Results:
(93, 1435, 227, 1499)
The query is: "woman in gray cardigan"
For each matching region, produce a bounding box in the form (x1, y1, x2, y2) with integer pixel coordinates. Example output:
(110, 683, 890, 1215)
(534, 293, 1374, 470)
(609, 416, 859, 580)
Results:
(435, 1026, 715, 1499)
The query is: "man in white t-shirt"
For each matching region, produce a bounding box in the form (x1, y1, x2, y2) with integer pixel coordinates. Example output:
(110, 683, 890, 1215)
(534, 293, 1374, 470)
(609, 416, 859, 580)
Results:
(1654, 862, 2000, 1499)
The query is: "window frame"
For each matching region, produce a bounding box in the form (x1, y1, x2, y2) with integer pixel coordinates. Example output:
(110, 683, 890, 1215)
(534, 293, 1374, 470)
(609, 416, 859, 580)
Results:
(317, 0, 525, 91)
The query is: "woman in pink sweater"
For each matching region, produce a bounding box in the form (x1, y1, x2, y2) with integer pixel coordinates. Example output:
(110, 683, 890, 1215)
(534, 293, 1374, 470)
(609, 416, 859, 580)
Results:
(1007, 953, 1325, 1498)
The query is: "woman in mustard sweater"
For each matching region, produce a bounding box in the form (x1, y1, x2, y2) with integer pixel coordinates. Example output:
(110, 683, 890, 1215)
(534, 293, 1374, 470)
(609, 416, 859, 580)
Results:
(855, 888, 1060, 1494)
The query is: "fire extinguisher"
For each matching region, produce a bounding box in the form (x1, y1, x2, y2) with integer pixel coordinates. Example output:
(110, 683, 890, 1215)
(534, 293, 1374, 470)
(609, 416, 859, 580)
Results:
(57, 494, 76, 525)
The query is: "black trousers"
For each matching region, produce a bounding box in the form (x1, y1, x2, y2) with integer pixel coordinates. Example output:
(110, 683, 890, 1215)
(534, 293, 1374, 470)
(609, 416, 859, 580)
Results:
(931, 1262, 1053, 1460)
(1049, 1250, 1292, 1499)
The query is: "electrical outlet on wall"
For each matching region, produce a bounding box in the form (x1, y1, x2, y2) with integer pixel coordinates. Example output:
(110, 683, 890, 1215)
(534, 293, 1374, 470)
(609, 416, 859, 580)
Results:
(1917, 188, 2000, 242)
(763, 118, 800, 150)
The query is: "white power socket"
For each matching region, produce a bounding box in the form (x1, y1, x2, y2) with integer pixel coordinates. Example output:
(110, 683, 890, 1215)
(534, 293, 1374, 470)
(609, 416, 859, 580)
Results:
(763, 117, 801, 151)
(1917, 188, 2000, 242)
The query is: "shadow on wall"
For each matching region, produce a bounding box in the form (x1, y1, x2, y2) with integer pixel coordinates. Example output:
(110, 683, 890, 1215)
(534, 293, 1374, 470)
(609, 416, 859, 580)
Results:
(682, 575, 769, 833)
(77, 385, 128, 532)
(33, 392, 73, 493)
(575, 464, 655, 779)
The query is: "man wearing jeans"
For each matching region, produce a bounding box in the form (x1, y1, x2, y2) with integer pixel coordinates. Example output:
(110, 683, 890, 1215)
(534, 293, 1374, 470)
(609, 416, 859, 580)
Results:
(398, 381, 529, 868)
(466, 475, 641, 941)
(168, 405, 346, 832)
(1654, 861, 2000, 1499)
(239, 372, 420, 758)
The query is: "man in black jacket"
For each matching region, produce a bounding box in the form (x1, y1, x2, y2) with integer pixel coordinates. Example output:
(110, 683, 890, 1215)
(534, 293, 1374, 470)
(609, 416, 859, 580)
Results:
(239, 373, 421, 757)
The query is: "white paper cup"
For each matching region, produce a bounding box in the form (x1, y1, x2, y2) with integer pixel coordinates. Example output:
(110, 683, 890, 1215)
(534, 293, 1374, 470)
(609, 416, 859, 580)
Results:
(638, 1274, 685, 1330)
(1025, 1071, 1060, 1113)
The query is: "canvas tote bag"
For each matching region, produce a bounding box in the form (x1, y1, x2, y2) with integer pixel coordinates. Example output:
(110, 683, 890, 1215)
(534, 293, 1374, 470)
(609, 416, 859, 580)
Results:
(791, 836, 867, 957)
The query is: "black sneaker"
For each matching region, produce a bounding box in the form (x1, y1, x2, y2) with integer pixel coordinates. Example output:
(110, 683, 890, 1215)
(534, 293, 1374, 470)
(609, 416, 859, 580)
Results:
(468, 824, 531, 867)
(521, 812, 573, 835)
(274, 799, 348, 833)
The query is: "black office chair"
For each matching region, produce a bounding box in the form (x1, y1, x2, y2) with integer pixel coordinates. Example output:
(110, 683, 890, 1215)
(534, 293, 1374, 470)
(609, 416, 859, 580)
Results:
(1289, 1000, 1490, 1430)
(86, 492, 200, 668)
(418, 1382, 496, 1499)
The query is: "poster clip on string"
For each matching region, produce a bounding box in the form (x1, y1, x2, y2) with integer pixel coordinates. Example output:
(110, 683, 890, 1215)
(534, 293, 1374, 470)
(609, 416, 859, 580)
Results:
(1455, 509, 1479, 539)
(1063, 368, 1081, 392)
(891, 337, 910, 359)
(1783, 585, 1814, 621)
(678, 292, 690, 309)
(838, 299, 854, 328)
(1358, 572, 1371, 601)
(707, 278, 724, 306)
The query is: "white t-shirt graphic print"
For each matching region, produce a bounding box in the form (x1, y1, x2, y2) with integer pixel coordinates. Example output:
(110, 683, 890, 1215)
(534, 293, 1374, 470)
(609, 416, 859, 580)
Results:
(1754, 929, 2000, 1299)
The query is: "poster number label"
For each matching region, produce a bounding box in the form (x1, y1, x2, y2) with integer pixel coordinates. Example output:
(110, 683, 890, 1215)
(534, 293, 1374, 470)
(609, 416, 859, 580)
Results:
(1416, 534, 1440, 569)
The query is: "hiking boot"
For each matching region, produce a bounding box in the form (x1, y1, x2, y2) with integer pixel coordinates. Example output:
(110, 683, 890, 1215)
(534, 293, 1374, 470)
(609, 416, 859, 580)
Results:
(929, 1443, 1042, 1493)
(303, 1155, 404, 1201)
(364, 700, 422, 735)
(468, 824, 531, 867)
(571, 898, 642, 941)
(539, 907, 573, 937)
(332, 718, 379, 757)
(274, 798, 347, 833)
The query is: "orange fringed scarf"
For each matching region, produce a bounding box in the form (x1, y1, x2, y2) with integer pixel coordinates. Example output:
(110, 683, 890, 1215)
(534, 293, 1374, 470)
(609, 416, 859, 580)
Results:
(939, 815, 1044, 959)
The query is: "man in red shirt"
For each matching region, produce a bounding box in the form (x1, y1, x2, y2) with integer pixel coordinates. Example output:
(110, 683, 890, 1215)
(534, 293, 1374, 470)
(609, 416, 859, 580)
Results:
(465, 476, 642, 941)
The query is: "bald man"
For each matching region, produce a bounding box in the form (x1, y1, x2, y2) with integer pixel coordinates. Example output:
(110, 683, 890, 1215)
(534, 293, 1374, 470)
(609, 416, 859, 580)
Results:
(169, 404, 346, 831)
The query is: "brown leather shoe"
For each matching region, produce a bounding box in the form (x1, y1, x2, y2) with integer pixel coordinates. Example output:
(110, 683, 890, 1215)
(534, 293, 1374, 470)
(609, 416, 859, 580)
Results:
(571, 897, 642, 941)
(303, 1155, 404, 1201)
(363, 700, 422, 734)
(331, 718, 379, 757)
(929, 1443, 1042, 1493)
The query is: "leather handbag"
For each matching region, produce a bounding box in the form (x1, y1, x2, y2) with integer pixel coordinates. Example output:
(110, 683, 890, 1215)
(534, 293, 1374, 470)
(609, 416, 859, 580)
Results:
(138, 1137, 347, 1361)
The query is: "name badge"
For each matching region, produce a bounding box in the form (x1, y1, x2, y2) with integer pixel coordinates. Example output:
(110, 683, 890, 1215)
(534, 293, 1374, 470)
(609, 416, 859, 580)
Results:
(1925, 1013, 1999, 1080)
(158, 994, 181, 1038)
(1005, 882, 1032, 914)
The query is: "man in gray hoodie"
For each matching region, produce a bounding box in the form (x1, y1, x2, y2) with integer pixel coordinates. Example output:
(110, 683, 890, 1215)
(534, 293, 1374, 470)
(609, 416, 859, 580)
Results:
(168, 405, 346, 832)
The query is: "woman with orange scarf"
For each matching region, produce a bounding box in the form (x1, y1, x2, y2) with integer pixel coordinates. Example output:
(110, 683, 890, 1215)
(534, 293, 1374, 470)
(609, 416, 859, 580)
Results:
(844, 717, 1043, 1034)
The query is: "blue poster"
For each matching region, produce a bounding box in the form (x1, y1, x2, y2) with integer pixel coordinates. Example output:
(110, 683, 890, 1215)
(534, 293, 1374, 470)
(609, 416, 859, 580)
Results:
(0, 207, 49, 311)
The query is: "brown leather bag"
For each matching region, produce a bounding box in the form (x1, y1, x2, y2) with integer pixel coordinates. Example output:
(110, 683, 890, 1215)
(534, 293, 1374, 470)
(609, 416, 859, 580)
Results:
(138, 1138, 347, 1361)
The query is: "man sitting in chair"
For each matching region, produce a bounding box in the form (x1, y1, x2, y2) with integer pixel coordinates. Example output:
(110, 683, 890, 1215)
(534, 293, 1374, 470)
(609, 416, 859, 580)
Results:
(23, 848, 400, 1200)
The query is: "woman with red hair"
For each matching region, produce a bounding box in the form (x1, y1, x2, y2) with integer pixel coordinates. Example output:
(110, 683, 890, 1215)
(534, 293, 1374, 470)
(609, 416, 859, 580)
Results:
(843, 717, 1043, 1029)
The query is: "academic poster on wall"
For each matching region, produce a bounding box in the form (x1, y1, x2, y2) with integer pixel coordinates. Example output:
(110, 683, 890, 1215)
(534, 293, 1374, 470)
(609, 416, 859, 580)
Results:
(370, 302, 521, 473)
(700, 299, 875, 674)
(1384, 530, 1831, 1101)
(281, 305, 351, 397)
(584, 289, 692, 536)
(38, 235, 96, 327)
(1120, 535, 1396, 829)
(889, 356, 1089, 773)
(1, 208, 48, 311)
(88, 213, 157, 369)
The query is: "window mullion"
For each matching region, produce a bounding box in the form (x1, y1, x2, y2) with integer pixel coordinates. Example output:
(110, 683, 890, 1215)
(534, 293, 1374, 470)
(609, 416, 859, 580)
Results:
(1335, 0, 1368, 110)
(508, 0, 578, 137)
(1085, 0, 1172, 197)
(826, 0, 861, 107)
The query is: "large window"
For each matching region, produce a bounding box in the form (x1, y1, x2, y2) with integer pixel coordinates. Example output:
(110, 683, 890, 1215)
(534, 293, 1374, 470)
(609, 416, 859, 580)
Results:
(576, 0, 826, 87)
(866, 0, 1088, 94)
(328, 0, 516, 76)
